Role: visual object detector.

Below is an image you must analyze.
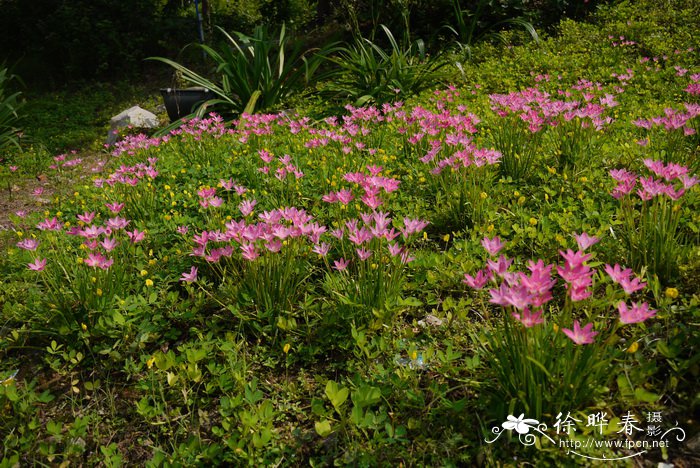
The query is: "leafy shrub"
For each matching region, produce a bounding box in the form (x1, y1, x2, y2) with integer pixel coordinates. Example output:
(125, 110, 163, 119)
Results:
(149, 24, 328, 118)
(0, 67, 23, 153)
(323, 25, 449, 105)
(446, 0, 541, 58)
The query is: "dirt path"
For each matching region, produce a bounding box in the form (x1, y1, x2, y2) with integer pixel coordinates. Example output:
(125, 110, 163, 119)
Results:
(0, 151, 109, 239)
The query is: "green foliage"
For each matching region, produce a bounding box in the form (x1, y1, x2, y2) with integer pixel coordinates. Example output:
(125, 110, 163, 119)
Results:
(1, 0, 699, 465)
(149, 24, 328, 117)
(446, 0, 541, 59)
(480, 311, 617, 420)
(324, 25, 449, 105)
(0, 67, 23, 153)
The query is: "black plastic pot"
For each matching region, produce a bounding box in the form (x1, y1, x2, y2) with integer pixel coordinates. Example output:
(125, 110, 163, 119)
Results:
(160, 87, 213, 122)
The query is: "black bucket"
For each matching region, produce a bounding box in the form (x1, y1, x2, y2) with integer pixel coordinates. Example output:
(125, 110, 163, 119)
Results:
(160, 87, 213, 122)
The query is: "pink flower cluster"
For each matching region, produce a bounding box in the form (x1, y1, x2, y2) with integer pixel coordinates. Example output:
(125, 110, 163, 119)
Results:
(489, 85, 615, 132)
(633, 104, 699, 134)
(26, 209, 145, 272)
(112, 115, 230, 156)
(610, 160, 697, 200)
(188, 206, 324, 264)
(325, 166, 400, 210)
(258, 151, 304, 180)
(94, 158, 159, 188)
(197, 187, 224, 208)
(685, 74, 700, 96)
(335, 211, 424, 265)
(463, 233, 657, 345)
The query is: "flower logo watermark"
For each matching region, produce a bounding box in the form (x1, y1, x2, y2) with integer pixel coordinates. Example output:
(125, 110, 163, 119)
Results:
(485, 411, 686, 461)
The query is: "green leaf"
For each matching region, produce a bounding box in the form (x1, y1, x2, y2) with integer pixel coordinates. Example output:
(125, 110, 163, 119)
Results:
(325, 380, 349, 410)
(314, 420, 332, 437)
(617, 375, 634, 399)
(46, 420, 62, 436)
(112, 310, 125, 325)
(634, 387, 660, 403)
(351, 385, 382, 408)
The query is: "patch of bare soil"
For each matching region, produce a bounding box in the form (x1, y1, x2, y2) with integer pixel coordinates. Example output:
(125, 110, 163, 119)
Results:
(0, 151, 110, 246)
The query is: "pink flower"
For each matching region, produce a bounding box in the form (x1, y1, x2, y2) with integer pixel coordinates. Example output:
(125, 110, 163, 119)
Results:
(504, 283, 534, 310)
(220, 178, 235, 191)
(618, 301, 656, 324)
(512, 307, 543, 328)
(348, 227, 373, 245)
(106, 217, 130, 230)
(679, 174, 698, 189)
(400, 250, 415, 264)
(17, 239, 39, 251)
(360, 192, 383, 209)
(562, 320, 598, 345)
(604, 263, 633, 284)
(356, 248, 372, 261)
(573, 232, 599, 251)
(105, 202, 125, 214)
(37, 217, 62, 231)
(388, 243, 403, 257)
(80, 225, 107, 239)
(84, 239, 98, 250)
(619, 276, 646, 294)
(177, 226, 189, 235)
(333, 258, 349, 271)
(489, 283, 511, 307)
(612, 179, 636, 199)
(312, 242, 330, 256)
(322, 192, 338, 203)
(336, 189, 354, 205)
(481, 236, 505, 256)
(559, 249, 592, 269)
(100, 237, 118, 252)
(463, 269, 492, 289)
(208, 196, 224, 208)
(402, 217, 429, 237)
(241, 243, 259, 261)
(180, 266, 198, 283)
(265, 239, 282, 253)
(568, 284, 593, 301)
(198, 187, 217, 198)
(85, 252, 107, 268)
(27, 258, 47, 271)
(258, 149, 274, 163)
(77, 212, 96, 224)
(127, 229, 145, 243)
(609, 168, 637, 183)
(239, 199, 257, 217)
(487, 255, 513, 277)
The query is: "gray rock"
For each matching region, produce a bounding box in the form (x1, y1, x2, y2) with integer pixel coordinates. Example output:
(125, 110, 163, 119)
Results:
(107, 106, 159, 146)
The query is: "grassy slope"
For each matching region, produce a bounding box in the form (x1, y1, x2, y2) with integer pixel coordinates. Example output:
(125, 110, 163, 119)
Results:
(0, 0, 698, 466)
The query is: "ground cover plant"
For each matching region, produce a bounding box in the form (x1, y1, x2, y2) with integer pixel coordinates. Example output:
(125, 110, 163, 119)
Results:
(1, 0, 699, 465)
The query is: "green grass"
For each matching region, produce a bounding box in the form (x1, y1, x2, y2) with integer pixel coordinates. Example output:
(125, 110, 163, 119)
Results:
(20, 81, 164, 154)
(0, 0, 699, 466)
